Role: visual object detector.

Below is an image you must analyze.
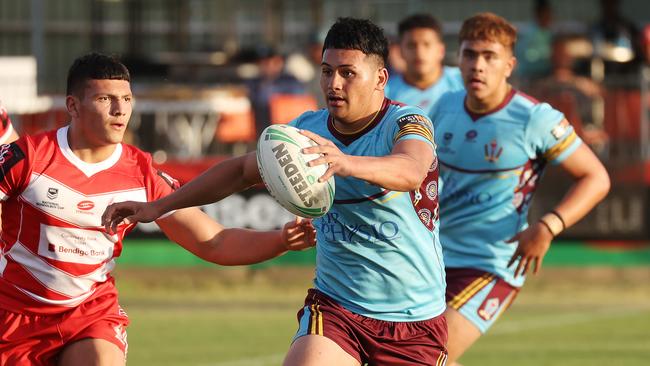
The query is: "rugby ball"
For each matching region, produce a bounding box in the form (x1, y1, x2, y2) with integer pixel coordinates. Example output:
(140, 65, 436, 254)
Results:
(257, 125, 335, 218)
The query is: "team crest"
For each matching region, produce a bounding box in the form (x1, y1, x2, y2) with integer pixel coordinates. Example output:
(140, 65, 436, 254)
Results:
(484, 140, 503, 163)
(478, 297, 500, 320)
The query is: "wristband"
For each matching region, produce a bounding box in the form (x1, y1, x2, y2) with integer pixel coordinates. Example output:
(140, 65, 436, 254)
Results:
(538, 218, 557, 236)
(540, 212, 564, 236)
(549, 210, 566, 230)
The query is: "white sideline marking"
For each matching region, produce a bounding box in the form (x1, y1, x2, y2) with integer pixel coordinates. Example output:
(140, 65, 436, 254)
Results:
(199, 306, 650, 366)
(492, 306, 650, 335)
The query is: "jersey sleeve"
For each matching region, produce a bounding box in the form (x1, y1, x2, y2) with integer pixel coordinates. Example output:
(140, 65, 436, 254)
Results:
(0, 139, 32, 201)
(526, 102, 582, 164)
(390, 107, 435, 151)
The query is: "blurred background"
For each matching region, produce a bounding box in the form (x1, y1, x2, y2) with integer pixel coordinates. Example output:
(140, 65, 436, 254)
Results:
(1, 0, 649, 365)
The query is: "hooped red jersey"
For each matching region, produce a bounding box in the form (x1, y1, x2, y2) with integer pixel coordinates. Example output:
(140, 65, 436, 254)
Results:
(0, 102, 15, 144)
(0, 126, 177, 314)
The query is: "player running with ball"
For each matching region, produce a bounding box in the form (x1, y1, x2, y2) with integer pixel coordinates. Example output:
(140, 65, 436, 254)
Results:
(103, 17, 448, 366)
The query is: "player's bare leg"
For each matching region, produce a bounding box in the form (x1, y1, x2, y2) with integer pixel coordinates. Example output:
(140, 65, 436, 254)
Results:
(283, 334, 360, 366)
(58, 338, 125, 366)
(444, 307, 482, 365)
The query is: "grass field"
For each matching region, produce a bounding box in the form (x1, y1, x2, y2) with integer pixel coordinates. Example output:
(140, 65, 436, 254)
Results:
(113, 265, 650, 366)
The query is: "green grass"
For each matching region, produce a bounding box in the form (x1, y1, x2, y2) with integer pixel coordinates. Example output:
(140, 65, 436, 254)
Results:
(114, 267, 650, 366)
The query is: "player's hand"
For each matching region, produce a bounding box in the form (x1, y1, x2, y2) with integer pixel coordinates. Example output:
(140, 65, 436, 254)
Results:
(102, 201, 162, 235)
(281, 217, 316, 251)
(506, 222, 553, 278)
(300, 129, 353, 182)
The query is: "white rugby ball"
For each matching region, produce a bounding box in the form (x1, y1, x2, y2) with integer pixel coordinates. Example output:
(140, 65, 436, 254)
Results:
(257, 125, 335, 218)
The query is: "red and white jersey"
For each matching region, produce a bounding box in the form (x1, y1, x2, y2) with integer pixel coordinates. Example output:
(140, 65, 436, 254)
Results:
(0, 126, 178, 314)
(0, 102, 15, 144)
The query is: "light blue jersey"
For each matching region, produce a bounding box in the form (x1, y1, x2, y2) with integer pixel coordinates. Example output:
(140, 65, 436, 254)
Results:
(431, 89, 582, 287)
(290, 99, 446, 322)
(386, 66, 464, 116)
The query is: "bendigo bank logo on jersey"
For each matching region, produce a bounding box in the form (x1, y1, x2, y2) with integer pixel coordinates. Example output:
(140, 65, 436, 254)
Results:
(484, 139, 503, 163)
(272, 143, 318, 208)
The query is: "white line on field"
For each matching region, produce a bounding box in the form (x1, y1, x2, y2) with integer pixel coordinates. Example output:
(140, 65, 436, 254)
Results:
(491, 306, 650, 335)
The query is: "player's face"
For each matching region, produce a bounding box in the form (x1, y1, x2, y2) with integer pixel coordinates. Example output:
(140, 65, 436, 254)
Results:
(459, 39, 515, 103)
(321, 48, 387, 123)
(72, 79, 132, 147)
(400, 28, 444, 79)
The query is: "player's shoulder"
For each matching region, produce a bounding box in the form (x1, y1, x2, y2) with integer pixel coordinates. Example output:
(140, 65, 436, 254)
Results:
(510, 90, 562, 126)
(291, 108, 328, 130)
(386, 99, 428, 119)
(120, 143, 154, 166)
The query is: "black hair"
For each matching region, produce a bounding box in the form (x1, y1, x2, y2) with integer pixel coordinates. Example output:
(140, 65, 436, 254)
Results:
(398, 14, 443, 39)
(322, 17, 388, 67)
(66, 52, 130, 97)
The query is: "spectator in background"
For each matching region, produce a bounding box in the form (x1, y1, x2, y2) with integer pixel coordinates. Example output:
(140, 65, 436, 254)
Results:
(386, 14, 464, 116)
(285, 31, 327, 109)
(515, 0, 554, 84)
(591, 0, 642, 77)
(534, 35, 609, 155)
(246, 46, 305, 136)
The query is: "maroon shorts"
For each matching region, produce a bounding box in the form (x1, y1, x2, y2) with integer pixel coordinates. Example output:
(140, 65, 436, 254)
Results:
(0, 293, 129, 365)
(445, 267, 520, 333)
(293, 289, 448, 365)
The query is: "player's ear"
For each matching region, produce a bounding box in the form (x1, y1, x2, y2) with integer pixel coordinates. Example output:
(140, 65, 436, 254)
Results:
(505, 54, 517, 78)
(377, 66, 389, 91)
(66, 95, 79, 118)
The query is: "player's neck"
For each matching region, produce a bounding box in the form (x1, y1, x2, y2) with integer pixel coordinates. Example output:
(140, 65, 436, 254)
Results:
(332, 95, 385, 134)
(67, 128, 118, 163)
(466, 83, 512, 114)
(404, 67, 442, 90)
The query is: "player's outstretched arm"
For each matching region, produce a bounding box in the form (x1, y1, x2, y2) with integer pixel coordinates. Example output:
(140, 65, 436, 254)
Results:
(157, 207, 316, 266)
(102, 152, 261, 233)
(300, 130, 433, 192)
(508, 143, 610, 277)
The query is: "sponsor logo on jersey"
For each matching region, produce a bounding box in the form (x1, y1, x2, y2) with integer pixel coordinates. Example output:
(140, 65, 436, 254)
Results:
(77, 200, 95, 210)
(551, 119, 569, 140)
(484, 139, 503, 163)
(318, 212, 401, 243)
(478, 297, 500, 320)
(442, 132, 453, 145)
(465, 129, 478, 142)
(47, 187, 59, 200)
